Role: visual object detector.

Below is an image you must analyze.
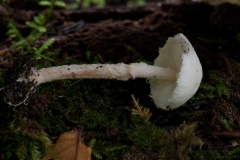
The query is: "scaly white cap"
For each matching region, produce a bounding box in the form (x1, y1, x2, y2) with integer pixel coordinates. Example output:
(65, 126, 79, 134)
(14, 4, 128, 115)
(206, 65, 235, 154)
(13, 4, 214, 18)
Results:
(149, 33, 202, 111)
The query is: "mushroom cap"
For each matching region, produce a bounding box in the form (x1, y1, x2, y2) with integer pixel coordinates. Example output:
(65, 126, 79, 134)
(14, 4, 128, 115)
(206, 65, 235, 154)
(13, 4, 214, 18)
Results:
(149, 33, 202, 111)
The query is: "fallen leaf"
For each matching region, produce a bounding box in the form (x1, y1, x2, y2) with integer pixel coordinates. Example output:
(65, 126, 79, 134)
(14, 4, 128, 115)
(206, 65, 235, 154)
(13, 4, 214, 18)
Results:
(42, 129, 91, 160)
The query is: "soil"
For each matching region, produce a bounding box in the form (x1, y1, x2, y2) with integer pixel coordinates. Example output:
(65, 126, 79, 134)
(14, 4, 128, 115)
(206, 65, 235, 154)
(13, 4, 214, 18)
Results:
(1, 1, 240, 159)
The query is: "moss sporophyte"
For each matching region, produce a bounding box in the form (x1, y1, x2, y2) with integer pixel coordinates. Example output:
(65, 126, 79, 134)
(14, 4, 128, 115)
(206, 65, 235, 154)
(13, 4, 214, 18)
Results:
(4, 34, 202, 111)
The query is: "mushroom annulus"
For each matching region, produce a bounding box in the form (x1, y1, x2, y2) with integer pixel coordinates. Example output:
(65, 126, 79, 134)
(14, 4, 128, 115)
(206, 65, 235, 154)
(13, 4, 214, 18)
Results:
(4, 33, 202, 110)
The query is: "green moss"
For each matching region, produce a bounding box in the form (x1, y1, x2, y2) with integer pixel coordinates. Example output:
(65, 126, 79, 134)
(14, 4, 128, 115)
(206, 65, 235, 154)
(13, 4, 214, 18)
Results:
(190, 150, 217, 160)
(228, 146, 240, 157)
(20, 78, 130, 159)
(189, 149, 236, 160)
(85, 50, 99, 64)
(220, 118, 235, 131)
(126, 117, 203, 159)
(4, 118, 52, 160)
(126, 116, 163, 150)
(198, 71, 230, 100)
(125, 99, 203, 159)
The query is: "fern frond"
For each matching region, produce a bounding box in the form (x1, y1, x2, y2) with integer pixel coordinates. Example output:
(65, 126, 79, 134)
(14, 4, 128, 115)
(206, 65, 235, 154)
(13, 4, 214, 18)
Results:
(131, 95, 152, 122)
(7, 21, 22, 40)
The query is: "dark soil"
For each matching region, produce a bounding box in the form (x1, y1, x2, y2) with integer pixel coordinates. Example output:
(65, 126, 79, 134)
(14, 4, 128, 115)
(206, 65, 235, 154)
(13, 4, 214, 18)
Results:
(1, 1, 240, 159)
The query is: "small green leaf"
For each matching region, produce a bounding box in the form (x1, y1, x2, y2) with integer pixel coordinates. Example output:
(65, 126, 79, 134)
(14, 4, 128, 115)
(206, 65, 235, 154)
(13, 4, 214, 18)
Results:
(34, 14, 46, 25)
(35, 38, 55, 56)
(33, 47, 42, 60)
(54, 1, 66, 7)
(26, 21, 38, 29)
(37, 26, 47, 33)
(39, 1, 51, 6)
(38, 13, 45, 20)
(6, 29, 17, 38)
(34, 17, 41, 25)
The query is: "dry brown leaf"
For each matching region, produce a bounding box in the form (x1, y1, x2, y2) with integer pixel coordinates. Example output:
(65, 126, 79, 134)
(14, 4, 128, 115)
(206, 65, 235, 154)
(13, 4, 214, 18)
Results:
(42, 129, 91, 160)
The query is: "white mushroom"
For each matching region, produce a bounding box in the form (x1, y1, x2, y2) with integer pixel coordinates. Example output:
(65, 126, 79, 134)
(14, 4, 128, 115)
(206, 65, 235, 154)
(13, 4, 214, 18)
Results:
(5, 33, 202, 110)
(150, 33, 202, 111)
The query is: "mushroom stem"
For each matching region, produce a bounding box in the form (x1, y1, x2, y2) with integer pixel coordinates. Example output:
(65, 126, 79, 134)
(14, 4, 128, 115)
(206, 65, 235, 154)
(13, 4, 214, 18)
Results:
(31, 62, 177, 86)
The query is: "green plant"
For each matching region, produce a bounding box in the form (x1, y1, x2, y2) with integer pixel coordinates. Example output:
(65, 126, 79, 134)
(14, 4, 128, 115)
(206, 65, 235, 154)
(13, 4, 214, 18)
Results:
(26, 13, 47, 33)
(127, 0, 147, 6)
(82, 0, 105, 8)
(65, 0, 81, 10)
(39, 0, 66, 19)
(6, 21, 36, 52)
(6, 0, 64, 55)
(33, 38, 55, 61)
(6, 21, 22, 40)
(89, 138, 103, 159)
(6, 17, 56, 61)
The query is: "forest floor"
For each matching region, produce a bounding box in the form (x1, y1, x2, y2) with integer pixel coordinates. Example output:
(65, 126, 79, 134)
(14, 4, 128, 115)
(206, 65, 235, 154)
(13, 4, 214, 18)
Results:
(1, 1, 240, 160)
